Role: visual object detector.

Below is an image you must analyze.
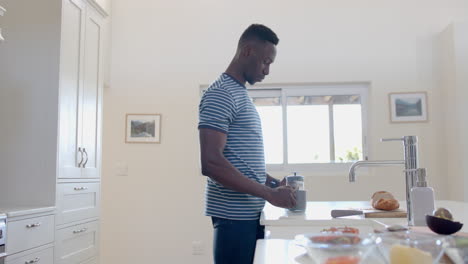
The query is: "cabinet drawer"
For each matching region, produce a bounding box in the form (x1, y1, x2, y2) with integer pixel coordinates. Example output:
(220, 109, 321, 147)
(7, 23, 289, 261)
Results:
(6, 215, 54, 255)
(55, 221, 99, 264)
(5, 246, 53, 264)
(56, 183, 100, 225)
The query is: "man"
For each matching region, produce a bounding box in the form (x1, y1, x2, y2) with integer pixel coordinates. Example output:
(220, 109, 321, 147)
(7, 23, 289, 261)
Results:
(198, 24, 296, 264)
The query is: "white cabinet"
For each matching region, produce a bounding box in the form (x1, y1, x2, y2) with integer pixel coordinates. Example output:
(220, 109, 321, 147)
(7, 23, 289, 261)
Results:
(55, 0, 104, 263)
(6, 215, 55, 255)
(4, 211, 55, 264)
(0, 0, 106, 263)
(55, 221, 99, 264)
(58, 0, 103, 180)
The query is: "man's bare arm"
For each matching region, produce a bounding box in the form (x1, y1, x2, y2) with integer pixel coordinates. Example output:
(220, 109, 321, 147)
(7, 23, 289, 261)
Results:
(199, 128, 295, 208)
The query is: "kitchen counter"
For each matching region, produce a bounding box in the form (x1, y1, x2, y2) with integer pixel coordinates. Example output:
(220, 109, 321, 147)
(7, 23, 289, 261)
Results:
(261, 200, 468, 230)
(261, 200, 406, 224)
(261, 200, 407, 239)
(255, 200, 468, 263)
(0, 206, 55, 219)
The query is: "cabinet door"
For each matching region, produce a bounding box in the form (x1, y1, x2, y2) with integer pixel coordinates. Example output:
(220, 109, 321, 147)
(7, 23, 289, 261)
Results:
(55, 221, 99, 264)
(58, 0, 86, 179)
(81, 7, 103, 179)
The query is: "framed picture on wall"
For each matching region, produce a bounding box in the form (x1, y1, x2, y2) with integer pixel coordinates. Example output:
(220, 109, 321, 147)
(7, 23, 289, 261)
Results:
(125, 114, 161, 143)
(389, 92, 428, 123)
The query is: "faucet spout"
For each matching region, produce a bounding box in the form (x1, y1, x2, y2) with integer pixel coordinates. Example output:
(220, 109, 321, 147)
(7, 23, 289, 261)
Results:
(349, 160, 405, 182)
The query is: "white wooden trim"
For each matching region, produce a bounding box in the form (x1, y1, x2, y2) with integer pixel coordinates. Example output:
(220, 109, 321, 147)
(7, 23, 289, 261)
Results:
(86, 0, 109, 17)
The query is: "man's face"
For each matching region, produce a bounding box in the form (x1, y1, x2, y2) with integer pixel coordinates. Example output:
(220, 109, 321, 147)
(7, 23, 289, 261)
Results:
(244, 42, 276, 85)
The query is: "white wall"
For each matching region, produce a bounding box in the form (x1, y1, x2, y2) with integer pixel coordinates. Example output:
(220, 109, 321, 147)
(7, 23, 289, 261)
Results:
(438, 22, 468, 201)
(0, 0, 61, 207)
(101, 1, 468, 263)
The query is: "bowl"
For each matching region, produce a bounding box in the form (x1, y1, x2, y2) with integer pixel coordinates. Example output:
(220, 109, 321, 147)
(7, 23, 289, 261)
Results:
(374, 231, 448, 264)
(426, 214, 463, 235)
(295, 233, 376, 264)
(444, 236, 468, 264)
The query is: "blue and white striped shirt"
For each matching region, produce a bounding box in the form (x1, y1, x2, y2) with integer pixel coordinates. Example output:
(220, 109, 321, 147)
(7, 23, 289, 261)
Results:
(198, 73, 266, 220)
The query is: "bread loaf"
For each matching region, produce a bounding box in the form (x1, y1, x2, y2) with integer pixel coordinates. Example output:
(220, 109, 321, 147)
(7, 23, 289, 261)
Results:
(371, 191, 400, 211)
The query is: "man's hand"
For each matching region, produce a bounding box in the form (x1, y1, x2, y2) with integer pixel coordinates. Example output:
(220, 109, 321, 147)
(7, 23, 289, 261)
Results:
(279, 177, 287, 186)
(266, 186, 296, 209)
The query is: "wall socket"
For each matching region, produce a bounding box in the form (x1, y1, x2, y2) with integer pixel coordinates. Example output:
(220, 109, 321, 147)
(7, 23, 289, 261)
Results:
(192, 241, 205, 255)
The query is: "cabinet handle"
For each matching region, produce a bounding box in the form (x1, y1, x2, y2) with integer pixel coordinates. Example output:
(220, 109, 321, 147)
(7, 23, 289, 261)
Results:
(26, 223, 41, 228)
(25, 258, 40, 264)
(73, 228, 88, 234)
(77, 147, 84, 167)
(73, 187, 88, 191)
(82, 148, 88, 168)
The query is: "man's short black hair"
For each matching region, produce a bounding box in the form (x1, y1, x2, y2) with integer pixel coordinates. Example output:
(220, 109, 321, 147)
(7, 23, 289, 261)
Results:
(239, 24, 279, 46)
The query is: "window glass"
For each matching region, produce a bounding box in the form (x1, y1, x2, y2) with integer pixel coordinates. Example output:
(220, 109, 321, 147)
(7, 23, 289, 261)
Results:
(334, 104, 363, 162)
(287, 96, 330, 163)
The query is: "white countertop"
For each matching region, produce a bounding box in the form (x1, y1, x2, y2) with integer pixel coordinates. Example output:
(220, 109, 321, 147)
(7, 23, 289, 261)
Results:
(255, 200, 468, 264)
(261, 200, 468, 231)
(253, 239, 388, 264)
(0, 206, 55, 218)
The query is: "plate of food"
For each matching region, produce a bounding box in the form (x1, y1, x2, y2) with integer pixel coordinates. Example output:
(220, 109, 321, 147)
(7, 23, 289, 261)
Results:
(295, 233, 376, 264)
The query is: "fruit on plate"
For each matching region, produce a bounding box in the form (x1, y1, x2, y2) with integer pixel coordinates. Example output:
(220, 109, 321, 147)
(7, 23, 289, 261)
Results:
(311, 234, 361, 245)
(324, 256, 360, 264)
(389, 244, 432, 264)
(321, 226, 360, 234)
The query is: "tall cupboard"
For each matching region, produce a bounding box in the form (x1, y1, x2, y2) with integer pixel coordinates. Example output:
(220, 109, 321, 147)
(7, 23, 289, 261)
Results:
(0, 0, 108, 263)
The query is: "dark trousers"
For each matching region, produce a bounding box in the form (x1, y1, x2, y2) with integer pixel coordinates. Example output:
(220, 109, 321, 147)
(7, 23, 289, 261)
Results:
(211, 217, 265, 264)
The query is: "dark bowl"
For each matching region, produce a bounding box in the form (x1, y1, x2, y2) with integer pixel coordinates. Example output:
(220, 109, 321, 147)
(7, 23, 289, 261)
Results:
(426, 215, 463, 235)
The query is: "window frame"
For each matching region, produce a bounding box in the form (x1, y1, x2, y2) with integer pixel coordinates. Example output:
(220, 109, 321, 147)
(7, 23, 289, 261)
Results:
(247, 82, 369, 174)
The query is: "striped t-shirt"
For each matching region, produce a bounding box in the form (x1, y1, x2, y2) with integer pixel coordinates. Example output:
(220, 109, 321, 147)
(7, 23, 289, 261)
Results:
(198, 73, 267, 220)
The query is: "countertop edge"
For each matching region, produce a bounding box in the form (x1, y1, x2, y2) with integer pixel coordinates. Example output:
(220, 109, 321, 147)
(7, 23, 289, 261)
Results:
(0, 206, 56, 218)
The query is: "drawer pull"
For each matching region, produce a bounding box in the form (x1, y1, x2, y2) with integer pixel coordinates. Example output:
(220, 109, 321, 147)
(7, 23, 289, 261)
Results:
(25, 257, 40, 263)
(26, 223, 41, 228)
(74, 187, 88, 191)
(82, 148, 88, 168)
(73, 228, 88, 234)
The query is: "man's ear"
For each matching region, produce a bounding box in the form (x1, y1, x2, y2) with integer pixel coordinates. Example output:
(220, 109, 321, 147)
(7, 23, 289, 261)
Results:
(240, 44, 253, 57)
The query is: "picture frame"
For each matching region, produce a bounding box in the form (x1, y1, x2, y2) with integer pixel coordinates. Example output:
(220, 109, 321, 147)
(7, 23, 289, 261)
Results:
(389, 92, 428, 123)
(125, 114, 161, 143)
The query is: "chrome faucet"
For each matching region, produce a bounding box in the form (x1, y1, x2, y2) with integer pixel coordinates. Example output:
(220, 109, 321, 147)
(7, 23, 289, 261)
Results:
(349, 136, 419, 225)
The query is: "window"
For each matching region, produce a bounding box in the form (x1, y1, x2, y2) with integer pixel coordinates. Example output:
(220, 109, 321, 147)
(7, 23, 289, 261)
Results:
(248, 83, 369, 173)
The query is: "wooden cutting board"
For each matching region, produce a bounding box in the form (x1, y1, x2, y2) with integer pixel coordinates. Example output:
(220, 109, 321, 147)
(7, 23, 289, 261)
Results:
(332, 208, 407, 218)
(363, 208, 407, 218)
